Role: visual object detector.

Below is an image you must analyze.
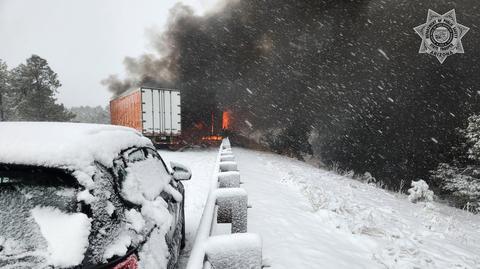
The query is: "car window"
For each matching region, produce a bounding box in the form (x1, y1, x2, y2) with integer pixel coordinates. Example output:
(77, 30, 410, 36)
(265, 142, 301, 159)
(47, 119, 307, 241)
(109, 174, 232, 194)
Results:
(125, 148, 146, 163)
(120, 154, 173, 205)
(0, 164, 79, 267)
(145, 147, 160, 159)
(0, 165, 77, 188)
(144, 147, 172, 174)
(0, 164, 78, 210)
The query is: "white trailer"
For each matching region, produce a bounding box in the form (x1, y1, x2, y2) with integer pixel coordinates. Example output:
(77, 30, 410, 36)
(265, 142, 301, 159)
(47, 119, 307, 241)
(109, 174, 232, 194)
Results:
(141, 87, 181, 137)
(110, 87, 181, 146)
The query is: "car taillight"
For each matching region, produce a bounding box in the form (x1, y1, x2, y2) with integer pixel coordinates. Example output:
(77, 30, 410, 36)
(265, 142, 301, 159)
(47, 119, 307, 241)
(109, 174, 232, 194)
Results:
(112, 254, 138, 269)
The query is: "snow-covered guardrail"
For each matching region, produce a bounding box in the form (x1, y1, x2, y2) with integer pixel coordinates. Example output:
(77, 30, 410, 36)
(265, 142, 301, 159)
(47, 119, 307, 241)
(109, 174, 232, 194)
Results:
(186, 138, 263, 269)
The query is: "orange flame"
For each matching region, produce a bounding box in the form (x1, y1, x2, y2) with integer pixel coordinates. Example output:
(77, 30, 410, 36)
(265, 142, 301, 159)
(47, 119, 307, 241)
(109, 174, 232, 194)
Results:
(222, 111, 231, 130)
(201, 135, 223, 141)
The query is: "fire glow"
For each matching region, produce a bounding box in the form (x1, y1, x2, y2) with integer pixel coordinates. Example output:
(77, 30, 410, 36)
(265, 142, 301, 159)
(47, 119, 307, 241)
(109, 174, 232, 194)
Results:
(222, 111, 231, 130)
(201, 111, 231, 142)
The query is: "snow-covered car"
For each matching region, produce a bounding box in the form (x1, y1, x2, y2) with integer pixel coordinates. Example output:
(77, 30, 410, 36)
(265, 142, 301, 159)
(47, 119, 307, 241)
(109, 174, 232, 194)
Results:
(0, 122, 191, 269)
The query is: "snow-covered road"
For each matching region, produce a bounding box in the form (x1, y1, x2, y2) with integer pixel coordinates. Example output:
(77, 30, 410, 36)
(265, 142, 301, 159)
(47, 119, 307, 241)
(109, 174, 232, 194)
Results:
(160, 147, 480, 269)
(160, 148, 218, 268)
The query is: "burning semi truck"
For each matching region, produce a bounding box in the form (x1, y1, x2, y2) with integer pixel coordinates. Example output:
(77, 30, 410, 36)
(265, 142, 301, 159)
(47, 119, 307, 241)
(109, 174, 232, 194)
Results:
(110, 87, 181, 147)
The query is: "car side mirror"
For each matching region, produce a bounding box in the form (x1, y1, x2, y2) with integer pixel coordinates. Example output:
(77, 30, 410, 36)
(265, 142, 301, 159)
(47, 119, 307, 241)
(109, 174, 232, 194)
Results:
(171, 161, 192, 181)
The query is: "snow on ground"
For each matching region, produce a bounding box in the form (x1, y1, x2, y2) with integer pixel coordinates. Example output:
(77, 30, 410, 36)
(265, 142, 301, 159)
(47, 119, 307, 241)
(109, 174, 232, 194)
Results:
(162, 147, 480, 268)
(159, 148, 218, 268)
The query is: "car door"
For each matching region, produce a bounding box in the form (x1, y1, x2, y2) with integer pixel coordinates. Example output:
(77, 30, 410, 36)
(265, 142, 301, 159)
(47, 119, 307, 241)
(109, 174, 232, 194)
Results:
(142, 147, 185, 269)
(143, 148, 183, 239)
(114, 147, 183, 261)
(82, 162, 130, 267)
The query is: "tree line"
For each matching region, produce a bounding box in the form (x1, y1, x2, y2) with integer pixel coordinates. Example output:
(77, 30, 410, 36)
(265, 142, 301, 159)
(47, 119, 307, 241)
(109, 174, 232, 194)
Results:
(0, 55, 74, 122)
(70, 105, 110, 124)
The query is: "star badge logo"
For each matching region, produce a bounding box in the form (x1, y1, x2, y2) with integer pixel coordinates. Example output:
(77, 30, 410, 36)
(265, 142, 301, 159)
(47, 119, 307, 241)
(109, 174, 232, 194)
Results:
(414, 9, 469, 64)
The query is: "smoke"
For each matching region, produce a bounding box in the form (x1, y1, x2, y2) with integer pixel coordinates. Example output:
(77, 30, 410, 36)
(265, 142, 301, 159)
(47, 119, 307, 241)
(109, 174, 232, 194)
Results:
(104, 0, 357, 125)
(105, 0, 480, 189)
(103, 0, 480, 189)
(102, 4, 196, 96)
(101, 75, 132, 96)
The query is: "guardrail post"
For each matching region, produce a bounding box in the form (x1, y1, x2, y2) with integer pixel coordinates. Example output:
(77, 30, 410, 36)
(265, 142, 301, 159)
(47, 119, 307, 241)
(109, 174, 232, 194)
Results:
(219, 161, 238, 172)
(186, 138, 262, 269)
(218, 171, 241, 188)
(220, 155, 235, 162)
(216, 188, 248, 233)
(205, 233, 262, 269)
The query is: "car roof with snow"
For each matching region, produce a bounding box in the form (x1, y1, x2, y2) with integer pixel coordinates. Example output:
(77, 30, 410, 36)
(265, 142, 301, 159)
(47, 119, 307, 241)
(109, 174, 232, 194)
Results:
(0, 122, 153, 171)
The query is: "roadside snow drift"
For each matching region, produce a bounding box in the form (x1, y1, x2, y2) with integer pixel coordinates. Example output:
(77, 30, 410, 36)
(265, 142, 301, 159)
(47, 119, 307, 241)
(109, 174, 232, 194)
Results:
(238, 148, 480, 269)
(162, 148, 480, 269)
(31, 206, 91, 267)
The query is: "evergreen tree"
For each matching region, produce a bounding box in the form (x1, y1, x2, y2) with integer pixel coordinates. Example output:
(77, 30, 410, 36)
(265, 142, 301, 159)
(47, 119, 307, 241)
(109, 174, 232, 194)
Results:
(9, 55, 74, 121)
(0, 60, 9, 121)
(432, 115, 480, 212)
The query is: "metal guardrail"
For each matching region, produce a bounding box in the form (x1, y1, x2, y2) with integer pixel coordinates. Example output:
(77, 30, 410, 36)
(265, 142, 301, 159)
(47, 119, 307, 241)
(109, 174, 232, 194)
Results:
(186, 138, 262, 269)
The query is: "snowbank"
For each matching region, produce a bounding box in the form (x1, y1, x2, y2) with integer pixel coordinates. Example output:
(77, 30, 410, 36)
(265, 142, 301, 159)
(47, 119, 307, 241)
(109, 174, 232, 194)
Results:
(31, 206, 91, 268)
(237, 148, 480, 268)
(164, 147, 480, 269)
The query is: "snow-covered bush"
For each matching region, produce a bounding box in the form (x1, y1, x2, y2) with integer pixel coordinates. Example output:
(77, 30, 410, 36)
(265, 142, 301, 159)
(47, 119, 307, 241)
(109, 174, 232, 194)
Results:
(344, 170, 355, 178)
(329, 161, 343, 174)
(361, 172, 376, 184)
(407, 180, 434, 203)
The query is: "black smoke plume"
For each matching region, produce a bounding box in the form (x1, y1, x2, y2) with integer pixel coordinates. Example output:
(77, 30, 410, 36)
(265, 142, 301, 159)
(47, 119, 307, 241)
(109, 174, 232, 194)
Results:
(105, 0, 480, 190)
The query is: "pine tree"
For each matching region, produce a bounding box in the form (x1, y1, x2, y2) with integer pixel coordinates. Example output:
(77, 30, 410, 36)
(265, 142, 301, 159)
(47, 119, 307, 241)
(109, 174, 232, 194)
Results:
(432, 115, 480, 212)
(9, 55, 74, 121)
(0, 60, 8, 121)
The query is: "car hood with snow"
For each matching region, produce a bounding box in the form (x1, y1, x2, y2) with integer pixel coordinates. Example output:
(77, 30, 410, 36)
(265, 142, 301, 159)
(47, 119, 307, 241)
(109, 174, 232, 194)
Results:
(0, 122, 183, 269)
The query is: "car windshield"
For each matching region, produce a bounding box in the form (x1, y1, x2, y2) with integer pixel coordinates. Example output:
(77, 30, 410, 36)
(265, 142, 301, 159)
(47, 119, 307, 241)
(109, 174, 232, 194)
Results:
(0, 164, 79, 267)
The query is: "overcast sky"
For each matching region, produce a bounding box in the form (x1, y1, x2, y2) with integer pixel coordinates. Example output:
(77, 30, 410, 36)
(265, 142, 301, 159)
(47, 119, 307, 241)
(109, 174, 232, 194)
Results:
(0, 0, 220, 107)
